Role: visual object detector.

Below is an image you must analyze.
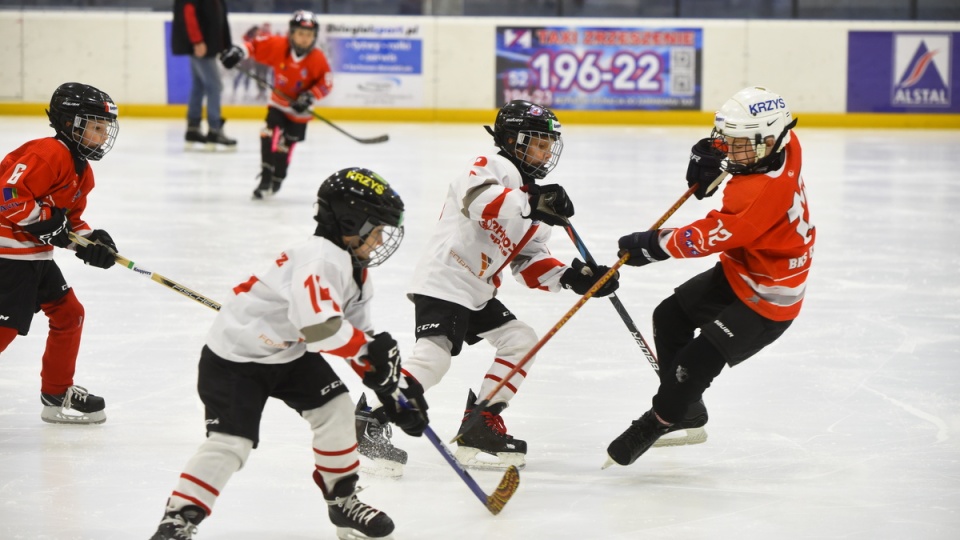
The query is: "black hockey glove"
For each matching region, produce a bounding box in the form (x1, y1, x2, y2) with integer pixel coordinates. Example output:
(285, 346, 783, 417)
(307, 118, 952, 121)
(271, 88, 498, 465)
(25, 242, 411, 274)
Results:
(74, 229, 117, 269)
(291, 93, 314, 113)
(219, 45, 245, 69)
(559, 258, 619, 297)
(524, 183, 574, 226)
(618, 230, 670, 267)
(377, 376, 430, 437)
(360, 332, 402, 396)
(21, 207, 72, 248)
(686, 138, 726, 200)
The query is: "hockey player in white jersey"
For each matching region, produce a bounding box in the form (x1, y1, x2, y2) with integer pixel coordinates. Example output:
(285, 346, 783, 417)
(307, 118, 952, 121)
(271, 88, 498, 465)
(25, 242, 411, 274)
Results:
(150, 167, 428, 540)
(356, 100, 619, 472)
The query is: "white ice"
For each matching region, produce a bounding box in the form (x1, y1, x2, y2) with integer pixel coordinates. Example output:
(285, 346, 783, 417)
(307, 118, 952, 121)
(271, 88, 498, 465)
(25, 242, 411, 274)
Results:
(1, 117, 958, 540)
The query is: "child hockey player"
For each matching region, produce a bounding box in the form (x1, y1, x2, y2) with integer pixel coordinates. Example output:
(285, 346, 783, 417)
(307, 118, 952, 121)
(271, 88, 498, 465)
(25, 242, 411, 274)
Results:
(0, 82, 121, 425)
(149, 167, 428, 540)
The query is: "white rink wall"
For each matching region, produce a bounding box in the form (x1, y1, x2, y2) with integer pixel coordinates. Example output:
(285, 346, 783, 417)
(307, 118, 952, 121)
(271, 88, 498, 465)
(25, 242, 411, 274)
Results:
(0, 11, 959, 114)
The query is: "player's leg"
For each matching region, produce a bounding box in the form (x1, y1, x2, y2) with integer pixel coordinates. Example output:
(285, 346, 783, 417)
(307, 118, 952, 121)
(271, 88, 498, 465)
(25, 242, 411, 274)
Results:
(454, 300, 532, 470)
(270, 119, 307, 195)
(281, 352, 394, 540)
(253, 108, 286, 199)
(150, 347, 262, 539)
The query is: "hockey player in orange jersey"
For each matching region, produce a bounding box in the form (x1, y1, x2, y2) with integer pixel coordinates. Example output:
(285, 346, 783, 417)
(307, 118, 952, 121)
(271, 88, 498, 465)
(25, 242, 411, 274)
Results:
(219, 10, 333, 199)
(0, 82, 122, 425)
(605, 86, 815, 467)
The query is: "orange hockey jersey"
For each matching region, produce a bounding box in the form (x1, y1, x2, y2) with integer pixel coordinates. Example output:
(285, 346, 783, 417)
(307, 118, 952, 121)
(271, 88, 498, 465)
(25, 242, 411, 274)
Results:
(0, 138, 94, 260)
(244, 35, 333, 123)
(660, 135, 814, 321)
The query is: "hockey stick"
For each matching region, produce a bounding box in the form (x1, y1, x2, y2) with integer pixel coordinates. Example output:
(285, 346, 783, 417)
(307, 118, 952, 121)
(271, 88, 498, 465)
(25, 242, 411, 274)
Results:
(563, 223, 659, 372)
(68, 233, 222, 312)
(455, 179, 725, 441)
(397, 395, 519, 515)
(235, 67, 389, 144)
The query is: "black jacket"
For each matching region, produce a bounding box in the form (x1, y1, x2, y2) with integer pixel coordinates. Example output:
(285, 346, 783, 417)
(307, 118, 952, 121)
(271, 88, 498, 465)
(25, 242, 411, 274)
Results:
(171, 0, 231, 57)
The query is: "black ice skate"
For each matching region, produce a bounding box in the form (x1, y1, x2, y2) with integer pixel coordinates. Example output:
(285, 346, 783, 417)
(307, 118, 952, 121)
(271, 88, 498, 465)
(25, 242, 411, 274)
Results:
(251, 172, 276, 200)
(184, 123, 207, 151)
(316, 472, 395, 540)
(454, 389, 526, 470)
(40, 385, 106, 424)
(603, 409, 672, 468)
(206, 120, 237, 152)
(356, 393, 407, 478)
(652, 399, 709, 448)
(149, 504, 206, 540)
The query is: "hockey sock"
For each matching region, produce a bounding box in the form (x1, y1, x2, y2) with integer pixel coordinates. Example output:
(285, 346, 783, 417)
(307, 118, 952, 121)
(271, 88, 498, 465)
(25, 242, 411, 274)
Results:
(0, 326, 16, 352)
(168, 432, 253, 516)
(39, 289, 83, 395)
(400, 335, 453, 392)
(652, 337, 726, 423)
(476, 319, 538, 403)
(302, 393, 360, 491)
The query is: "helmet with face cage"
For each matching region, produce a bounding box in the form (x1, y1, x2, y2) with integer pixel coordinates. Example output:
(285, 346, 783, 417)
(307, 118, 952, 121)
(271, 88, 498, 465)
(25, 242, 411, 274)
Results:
(289, 10, 319, 56)
(46, 82, 119, 161)
(485, 100, 563, 180)
(314, 167, 404, 268)
(711, 86, 797, 175)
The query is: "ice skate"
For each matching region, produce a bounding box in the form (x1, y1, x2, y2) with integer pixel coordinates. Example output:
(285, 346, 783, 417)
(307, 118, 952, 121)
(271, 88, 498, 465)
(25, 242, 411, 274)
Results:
(251, 172, 276, 200)
(652, 399, 708, 447)
(206, 120, 237, 152)
(356, 393, 407, 478)
(454, 389, 526, 470)
(603, 409, 671, 469)
(317, 472, 395, 540)
(40, 385, 106, 424)
(149, 504, 206, 540)
(183, 124, 207, 152)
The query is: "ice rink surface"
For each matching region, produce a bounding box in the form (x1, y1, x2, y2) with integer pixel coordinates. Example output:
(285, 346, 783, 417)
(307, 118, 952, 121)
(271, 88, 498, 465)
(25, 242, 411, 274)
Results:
(1, 116, 958, 539)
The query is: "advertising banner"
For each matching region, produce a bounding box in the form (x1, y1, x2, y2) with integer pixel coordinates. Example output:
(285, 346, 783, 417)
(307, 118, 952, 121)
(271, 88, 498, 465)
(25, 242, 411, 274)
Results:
(848, 31, 959, 113)
(495, 26, 702, 110)
(165, 18, 423, 108)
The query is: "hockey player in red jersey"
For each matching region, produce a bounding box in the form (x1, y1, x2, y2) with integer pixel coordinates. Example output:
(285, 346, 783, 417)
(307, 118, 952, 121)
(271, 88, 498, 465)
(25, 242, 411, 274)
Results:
(605, 86, 815, 468)
(0, 82, 121, 425)
(219, 10, 333, 199)
(149, 168, 427, 540)
(355, 100, 620, 474)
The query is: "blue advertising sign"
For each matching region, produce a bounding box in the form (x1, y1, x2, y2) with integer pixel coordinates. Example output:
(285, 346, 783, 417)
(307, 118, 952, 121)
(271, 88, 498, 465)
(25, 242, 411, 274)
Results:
(848, 31, 959, 113)
(495, 26, 702, 110)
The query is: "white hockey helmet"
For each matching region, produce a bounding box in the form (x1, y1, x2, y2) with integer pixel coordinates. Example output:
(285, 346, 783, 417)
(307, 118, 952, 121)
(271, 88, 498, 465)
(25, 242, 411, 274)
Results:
(713, 87, 794, 170)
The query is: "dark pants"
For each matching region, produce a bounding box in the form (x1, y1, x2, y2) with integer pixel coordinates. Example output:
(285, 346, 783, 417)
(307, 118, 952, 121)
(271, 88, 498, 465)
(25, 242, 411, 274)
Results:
(651, 263, 792, 423)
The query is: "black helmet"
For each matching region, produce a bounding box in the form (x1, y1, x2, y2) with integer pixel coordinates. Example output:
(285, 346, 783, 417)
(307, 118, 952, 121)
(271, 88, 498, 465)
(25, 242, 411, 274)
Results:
(46, 82, 119, 161)
(314, 167, 404, 268)
(485, 100, 563, 180)
(289, 10, 319, 56)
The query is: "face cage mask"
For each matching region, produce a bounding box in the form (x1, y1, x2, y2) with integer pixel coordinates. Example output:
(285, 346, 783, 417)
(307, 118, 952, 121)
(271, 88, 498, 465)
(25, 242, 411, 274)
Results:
(513, 130, 563, 179)
(73, 114, 119, 161)
(351, 223, 404, 268)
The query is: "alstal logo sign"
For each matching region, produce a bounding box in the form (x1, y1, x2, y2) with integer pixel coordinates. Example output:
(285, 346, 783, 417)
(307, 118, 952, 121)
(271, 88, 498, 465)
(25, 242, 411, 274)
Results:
(892, 33, 951, 108)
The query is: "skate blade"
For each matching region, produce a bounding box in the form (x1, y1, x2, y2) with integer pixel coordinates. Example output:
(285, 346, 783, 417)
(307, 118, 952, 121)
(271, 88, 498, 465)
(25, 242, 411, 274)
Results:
(184, 142, 213, 153)
(208, 144, 238, 153)
(454, 446, 526, 471)
(41, 406, 106, 425)
(601, 455, 617, 470)
(336, 526, 394, 540)
(359, 457, 404, 479)
(652, 427, 708, 447)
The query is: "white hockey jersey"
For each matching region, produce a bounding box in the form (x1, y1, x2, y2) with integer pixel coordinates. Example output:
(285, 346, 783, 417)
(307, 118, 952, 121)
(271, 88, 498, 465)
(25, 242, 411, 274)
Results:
(407, 152, 567, 310)
(206, 236, 375, 371)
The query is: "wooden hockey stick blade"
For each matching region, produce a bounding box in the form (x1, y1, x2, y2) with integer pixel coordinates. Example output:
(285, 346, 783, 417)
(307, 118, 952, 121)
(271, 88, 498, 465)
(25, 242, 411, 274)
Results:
(68, 233, 221, 311)
(235, 67, 388, 144)
(397, 395, 518, 515)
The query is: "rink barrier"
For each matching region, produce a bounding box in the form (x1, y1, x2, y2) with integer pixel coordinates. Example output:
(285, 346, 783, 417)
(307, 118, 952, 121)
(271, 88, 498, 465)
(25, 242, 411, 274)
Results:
(0, 103, 957, 129)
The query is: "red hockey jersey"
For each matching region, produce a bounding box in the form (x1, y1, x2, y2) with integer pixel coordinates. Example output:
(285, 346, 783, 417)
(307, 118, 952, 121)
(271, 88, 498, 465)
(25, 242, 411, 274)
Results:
(660, 135, 814, 321)
(244, 35, 333, 123)
(0, 138, 94, 260)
